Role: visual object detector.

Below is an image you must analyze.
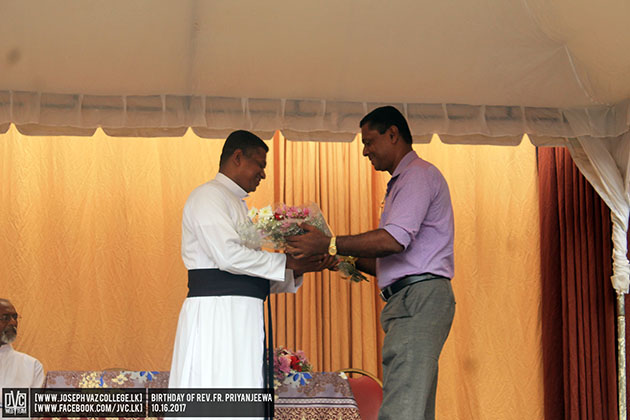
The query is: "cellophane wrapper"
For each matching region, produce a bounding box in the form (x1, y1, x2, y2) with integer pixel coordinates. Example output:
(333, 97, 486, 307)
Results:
(238, 202, 367, 282)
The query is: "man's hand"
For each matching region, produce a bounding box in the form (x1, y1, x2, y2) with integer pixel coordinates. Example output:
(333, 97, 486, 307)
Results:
(286, 223, 330, 258)
(286, 253, 338, 277)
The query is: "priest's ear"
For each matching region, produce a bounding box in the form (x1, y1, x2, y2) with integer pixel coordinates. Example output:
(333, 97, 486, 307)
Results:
(231, 148, 245, 166)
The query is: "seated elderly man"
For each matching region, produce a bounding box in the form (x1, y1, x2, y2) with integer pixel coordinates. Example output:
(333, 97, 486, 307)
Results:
(0, 298, 44, 395)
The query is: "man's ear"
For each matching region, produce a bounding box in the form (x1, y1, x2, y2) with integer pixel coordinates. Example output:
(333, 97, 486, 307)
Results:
(388, 125, 400, 144)
(232, 149, 244, 166)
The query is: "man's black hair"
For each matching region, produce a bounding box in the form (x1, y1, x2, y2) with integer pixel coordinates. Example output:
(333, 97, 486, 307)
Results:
(219, 130, 269, 167)
(360, 106, 413, 144)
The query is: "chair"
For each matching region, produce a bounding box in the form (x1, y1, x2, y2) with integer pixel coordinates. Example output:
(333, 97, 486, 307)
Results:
(337, 368, 383, 420)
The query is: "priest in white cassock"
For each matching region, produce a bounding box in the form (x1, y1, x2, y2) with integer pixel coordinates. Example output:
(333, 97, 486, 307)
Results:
(168, 130, 335, 419)
(0, 299, 45, 418)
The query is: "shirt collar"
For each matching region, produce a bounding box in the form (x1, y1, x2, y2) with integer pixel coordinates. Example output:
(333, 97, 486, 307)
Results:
(215, 172, 249, 200)
(386, 150, 418, 193)
(0, 343, 13, 354)
(391, 150, 418, 179)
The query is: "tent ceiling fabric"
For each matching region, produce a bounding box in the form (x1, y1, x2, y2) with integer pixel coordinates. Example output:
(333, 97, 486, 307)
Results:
(1, 0, 630, 141)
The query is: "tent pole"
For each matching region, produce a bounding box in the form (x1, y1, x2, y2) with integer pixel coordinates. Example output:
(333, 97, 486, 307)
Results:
(618, 291, 627, 420)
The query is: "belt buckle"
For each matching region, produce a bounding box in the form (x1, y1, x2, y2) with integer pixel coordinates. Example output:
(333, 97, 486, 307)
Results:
(379, 288, 389, 302)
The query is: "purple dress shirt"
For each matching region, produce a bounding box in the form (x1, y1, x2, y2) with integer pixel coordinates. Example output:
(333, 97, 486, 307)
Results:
(377, 150, 455, 289)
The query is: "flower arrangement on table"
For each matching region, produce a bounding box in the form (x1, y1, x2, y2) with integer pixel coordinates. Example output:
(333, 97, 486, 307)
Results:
(274, 347, 313, 389)
(239, 203, 367, 282)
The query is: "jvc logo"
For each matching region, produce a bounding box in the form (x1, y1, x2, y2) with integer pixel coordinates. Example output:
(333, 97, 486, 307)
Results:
(2, 388, 29, 417)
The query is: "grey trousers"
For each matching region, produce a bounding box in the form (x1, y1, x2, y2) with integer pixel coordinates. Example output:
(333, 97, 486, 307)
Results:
(378, 278, 455, 420)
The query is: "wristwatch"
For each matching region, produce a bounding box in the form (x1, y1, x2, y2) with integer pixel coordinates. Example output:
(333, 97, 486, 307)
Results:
(328, 236, 337, 256)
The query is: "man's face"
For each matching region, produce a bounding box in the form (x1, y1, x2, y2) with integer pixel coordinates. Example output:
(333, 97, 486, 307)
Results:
(361, 124, 394, 173)
(239, 147, 267, 193)
(0, 301, 18, 345)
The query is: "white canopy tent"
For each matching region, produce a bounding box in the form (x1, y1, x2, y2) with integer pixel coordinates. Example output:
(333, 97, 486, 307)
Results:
(0, 1, 629, 142)
(2, 0, 630, 415)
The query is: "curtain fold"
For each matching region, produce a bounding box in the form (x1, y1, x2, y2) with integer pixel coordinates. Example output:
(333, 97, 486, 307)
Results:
(267, 133, 385, 376)
(565, 134, 630, 293)
(537, 147, 617, 420)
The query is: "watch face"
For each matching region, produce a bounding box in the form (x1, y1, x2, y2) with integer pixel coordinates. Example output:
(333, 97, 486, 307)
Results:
(328, 236, 337, 256)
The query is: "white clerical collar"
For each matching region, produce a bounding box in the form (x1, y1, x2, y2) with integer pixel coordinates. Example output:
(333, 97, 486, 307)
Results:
(0, 343, 13, 354)
(215, 172, 249, 200)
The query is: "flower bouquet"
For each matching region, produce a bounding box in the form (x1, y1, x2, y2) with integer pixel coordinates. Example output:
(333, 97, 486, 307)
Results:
(273, 347, 313, 390)
(238, 203, 368, 282)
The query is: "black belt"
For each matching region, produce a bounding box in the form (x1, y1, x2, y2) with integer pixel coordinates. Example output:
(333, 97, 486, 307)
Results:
(187, 269, 274, 418)
(379, 273, 447, 302)
(187, 269, 270, 299)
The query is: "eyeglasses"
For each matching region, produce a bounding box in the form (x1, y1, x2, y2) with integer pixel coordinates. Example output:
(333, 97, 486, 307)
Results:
(0, 314, 20, 322)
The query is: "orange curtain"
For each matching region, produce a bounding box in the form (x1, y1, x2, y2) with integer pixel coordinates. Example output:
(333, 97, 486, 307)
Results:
(1, 127, 543, 419)
(414, 138, 542, 419)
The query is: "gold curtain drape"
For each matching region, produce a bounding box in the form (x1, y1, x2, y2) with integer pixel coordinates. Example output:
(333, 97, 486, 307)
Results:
(1, 126, 542, 419)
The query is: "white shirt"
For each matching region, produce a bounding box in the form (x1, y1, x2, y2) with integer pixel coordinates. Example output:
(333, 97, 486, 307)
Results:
(0, 344, 44, 411)
(181, 172, 301, 291)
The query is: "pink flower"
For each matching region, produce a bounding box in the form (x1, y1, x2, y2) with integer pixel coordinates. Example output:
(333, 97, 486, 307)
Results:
(276, 355, 291, 374)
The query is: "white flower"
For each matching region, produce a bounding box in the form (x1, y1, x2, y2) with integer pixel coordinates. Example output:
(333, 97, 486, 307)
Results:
(248, 207, 258, 220)
(259, 205, 273, 219)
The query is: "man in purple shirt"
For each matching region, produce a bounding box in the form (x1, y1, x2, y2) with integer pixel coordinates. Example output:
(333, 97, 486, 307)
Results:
(287, 106, 455, 420)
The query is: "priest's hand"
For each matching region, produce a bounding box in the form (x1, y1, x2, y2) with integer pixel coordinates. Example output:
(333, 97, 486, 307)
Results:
(286, 254, 338, 277)
(286, 223, 330, 258)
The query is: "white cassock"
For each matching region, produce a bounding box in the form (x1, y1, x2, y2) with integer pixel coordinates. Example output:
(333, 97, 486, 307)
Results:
(0, 344, 44, 419)
(169, 172, 302, 393)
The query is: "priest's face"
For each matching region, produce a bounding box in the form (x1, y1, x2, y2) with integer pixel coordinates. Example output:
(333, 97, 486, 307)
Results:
(0, 300, 18, 345)
(239, 147, 267, 193)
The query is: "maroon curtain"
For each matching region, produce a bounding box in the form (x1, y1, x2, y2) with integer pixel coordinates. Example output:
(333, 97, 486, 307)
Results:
(537, 147, 617, 420)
